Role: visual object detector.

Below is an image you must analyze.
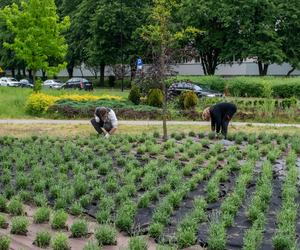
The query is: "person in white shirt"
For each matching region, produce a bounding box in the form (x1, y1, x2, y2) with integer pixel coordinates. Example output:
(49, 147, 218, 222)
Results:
(91, 107, 118, 138)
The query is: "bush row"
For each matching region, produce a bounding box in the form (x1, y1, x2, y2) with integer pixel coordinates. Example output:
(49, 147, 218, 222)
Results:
(26, 93, 124, 115)
(173, 76, 300, 98)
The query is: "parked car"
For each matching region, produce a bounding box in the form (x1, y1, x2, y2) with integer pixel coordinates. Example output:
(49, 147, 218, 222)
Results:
(19, 79, 34, 88)
(0, 77, 20, 87)
(43, 79, 63, 89)
(167, 81, 223, 98)
(60, 78, 93, 91)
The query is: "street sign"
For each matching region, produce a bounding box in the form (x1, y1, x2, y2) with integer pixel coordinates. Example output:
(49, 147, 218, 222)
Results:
(137, 58, 143, 70)
(0, 67, 3, 73)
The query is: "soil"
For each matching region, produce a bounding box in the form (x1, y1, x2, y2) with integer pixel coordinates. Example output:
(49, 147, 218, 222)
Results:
(225, 159, 266, 249)
(161, 161, 227, 242)
(0, 205, 157, 250)
(259, 175, 284, 249)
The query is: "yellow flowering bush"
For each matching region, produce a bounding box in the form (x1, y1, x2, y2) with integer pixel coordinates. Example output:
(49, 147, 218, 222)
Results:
(58, 94, 123, 102)
(26, 93, 123, 115)
(26, 93, 60, 114)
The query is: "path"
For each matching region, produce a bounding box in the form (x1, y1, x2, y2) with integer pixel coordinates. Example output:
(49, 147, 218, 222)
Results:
(1, 119, 300, 127)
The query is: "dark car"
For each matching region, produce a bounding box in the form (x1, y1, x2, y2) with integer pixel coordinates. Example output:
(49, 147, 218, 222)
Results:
(168, 81, 223, 98)
(61, 78, 93, 91)
(19, 79, 34, 88)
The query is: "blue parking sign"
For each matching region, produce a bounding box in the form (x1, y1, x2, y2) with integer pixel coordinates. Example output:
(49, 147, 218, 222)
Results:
(137, 58, 143, 70)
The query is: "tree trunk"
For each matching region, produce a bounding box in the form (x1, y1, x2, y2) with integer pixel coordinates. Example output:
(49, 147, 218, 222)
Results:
(67, 62, 74, 78)
(130, 59, 136, 81)
(287, 66, 296, 76)
(32, 70, 37, 92)
(160, 47, 168, 141)
(100, 62, 105, 87)
(33, 70, 36, 83)
(17, 68, 21, 80)
(162, 81, 168, 141)
(22, 68, 26, 77)
(79, 66, 84, 77)
(200, 50, 219, 75)
(42, 70, 47, 81)
(11, 68, 15, 77)
(258, 61, 269, 76)
(28, 70, 33, 80)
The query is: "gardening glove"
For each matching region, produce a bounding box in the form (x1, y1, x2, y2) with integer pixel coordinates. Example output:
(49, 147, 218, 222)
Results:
(95, 115, 100, 123)
(104, 133, 110, 139)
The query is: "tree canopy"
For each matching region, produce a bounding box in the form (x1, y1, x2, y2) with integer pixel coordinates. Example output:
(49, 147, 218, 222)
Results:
(0, 0, 70, 81)
(1, 0, 300, 77)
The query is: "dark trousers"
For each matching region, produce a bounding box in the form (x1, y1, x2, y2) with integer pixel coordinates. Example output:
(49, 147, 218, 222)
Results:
(221, 120, 229, 137)
(91, 118, 112, 134)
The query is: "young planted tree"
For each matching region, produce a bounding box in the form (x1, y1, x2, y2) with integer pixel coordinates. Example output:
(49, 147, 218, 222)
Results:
(140, 0, 198, 139)
(0, 0, 70, 84)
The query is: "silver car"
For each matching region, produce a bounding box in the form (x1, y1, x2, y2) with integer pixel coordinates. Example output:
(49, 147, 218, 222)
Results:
(43, 79, 63, 89)
(0, 77, 20, 87)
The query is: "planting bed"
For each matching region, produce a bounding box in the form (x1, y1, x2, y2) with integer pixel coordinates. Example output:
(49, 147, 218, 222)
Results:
(0, 131, 299, 249)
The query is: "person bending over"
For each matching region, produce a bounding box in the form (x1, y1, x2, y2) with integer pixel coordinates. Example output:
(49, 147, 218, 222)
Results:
(91, 107, 118, 138)
(202, 102, 237, 138)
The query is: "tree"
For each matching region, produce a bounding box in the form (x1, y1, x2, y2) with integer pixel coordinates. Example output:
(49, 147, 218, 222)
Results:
(88, 0, 152, 87)
(276, 0, 300, 76)
(179, 0, 242, 75)
(140, 0, 198, 140)
(235, 0, 285, 75)
(60, 0, 93, 78)
(0, 0, 25, 77)
(0, 0, 70, 83)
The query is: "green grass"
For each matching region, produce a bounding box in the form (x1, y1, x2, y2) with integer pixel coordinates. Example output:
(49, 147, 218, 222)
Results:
(0, 87, 129, 118)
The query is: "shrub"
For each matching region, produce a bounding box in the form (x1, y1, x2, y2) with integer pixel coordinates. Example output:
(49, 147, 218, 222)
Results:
(0, 195, 7, 212)
(51, 233, 70, 250)
(70, 219, 88, 238)
(147, 88, 164, 107)
(115, 201, 136, 232)
(33, 207, 50, 223)
(226, 78, 264, 97)
(0, 235, 10, 250)
(70, 201, 83, 216)
(176, 228, 196, 249)
(96, 209, 111, 224)
(26, 93, 59, 115)
(51, 210, 68, 229)
(179, 91, 198, 109)
(11, 216, 29, 235)
(33, 79, 42, 93)
(0, 215, 8, 229)
(83, 240, 100, 250)
(128, 84, 141, 105)
(149, 222, 164, 238)
(108, 75, 116, 87)
(95, 224, 117, 245)
(128, 236, 148, 250)
(7, 198, 23, 216)
(35, 231, 51, 248)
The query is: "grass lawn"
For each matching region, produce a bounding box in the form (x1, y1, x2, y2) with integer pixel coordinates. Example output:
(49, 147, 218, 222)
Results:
(0, 87, 129, 119)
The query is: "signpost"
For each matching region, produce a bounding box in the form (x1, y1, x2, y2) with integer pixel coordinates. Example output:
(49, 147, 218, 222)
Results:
(137, 58, 143, 70)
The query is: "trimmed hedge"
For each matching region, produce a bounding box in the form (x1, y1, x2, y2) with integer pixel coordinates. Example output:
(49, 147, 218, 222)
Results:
(172, 76, 300, 98)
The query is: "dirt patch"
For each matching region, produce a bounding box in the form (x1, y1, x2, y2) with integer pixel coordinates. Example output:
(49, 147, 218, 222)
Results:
(226, 159, 265, 249)
(0, 205, 157, 250)
(259, 159, 286, 250)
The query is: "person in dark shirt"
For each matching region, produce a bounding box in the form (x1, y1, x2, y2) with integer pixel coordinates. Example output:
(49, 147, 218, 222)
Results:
(202, 102, 237, 138)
